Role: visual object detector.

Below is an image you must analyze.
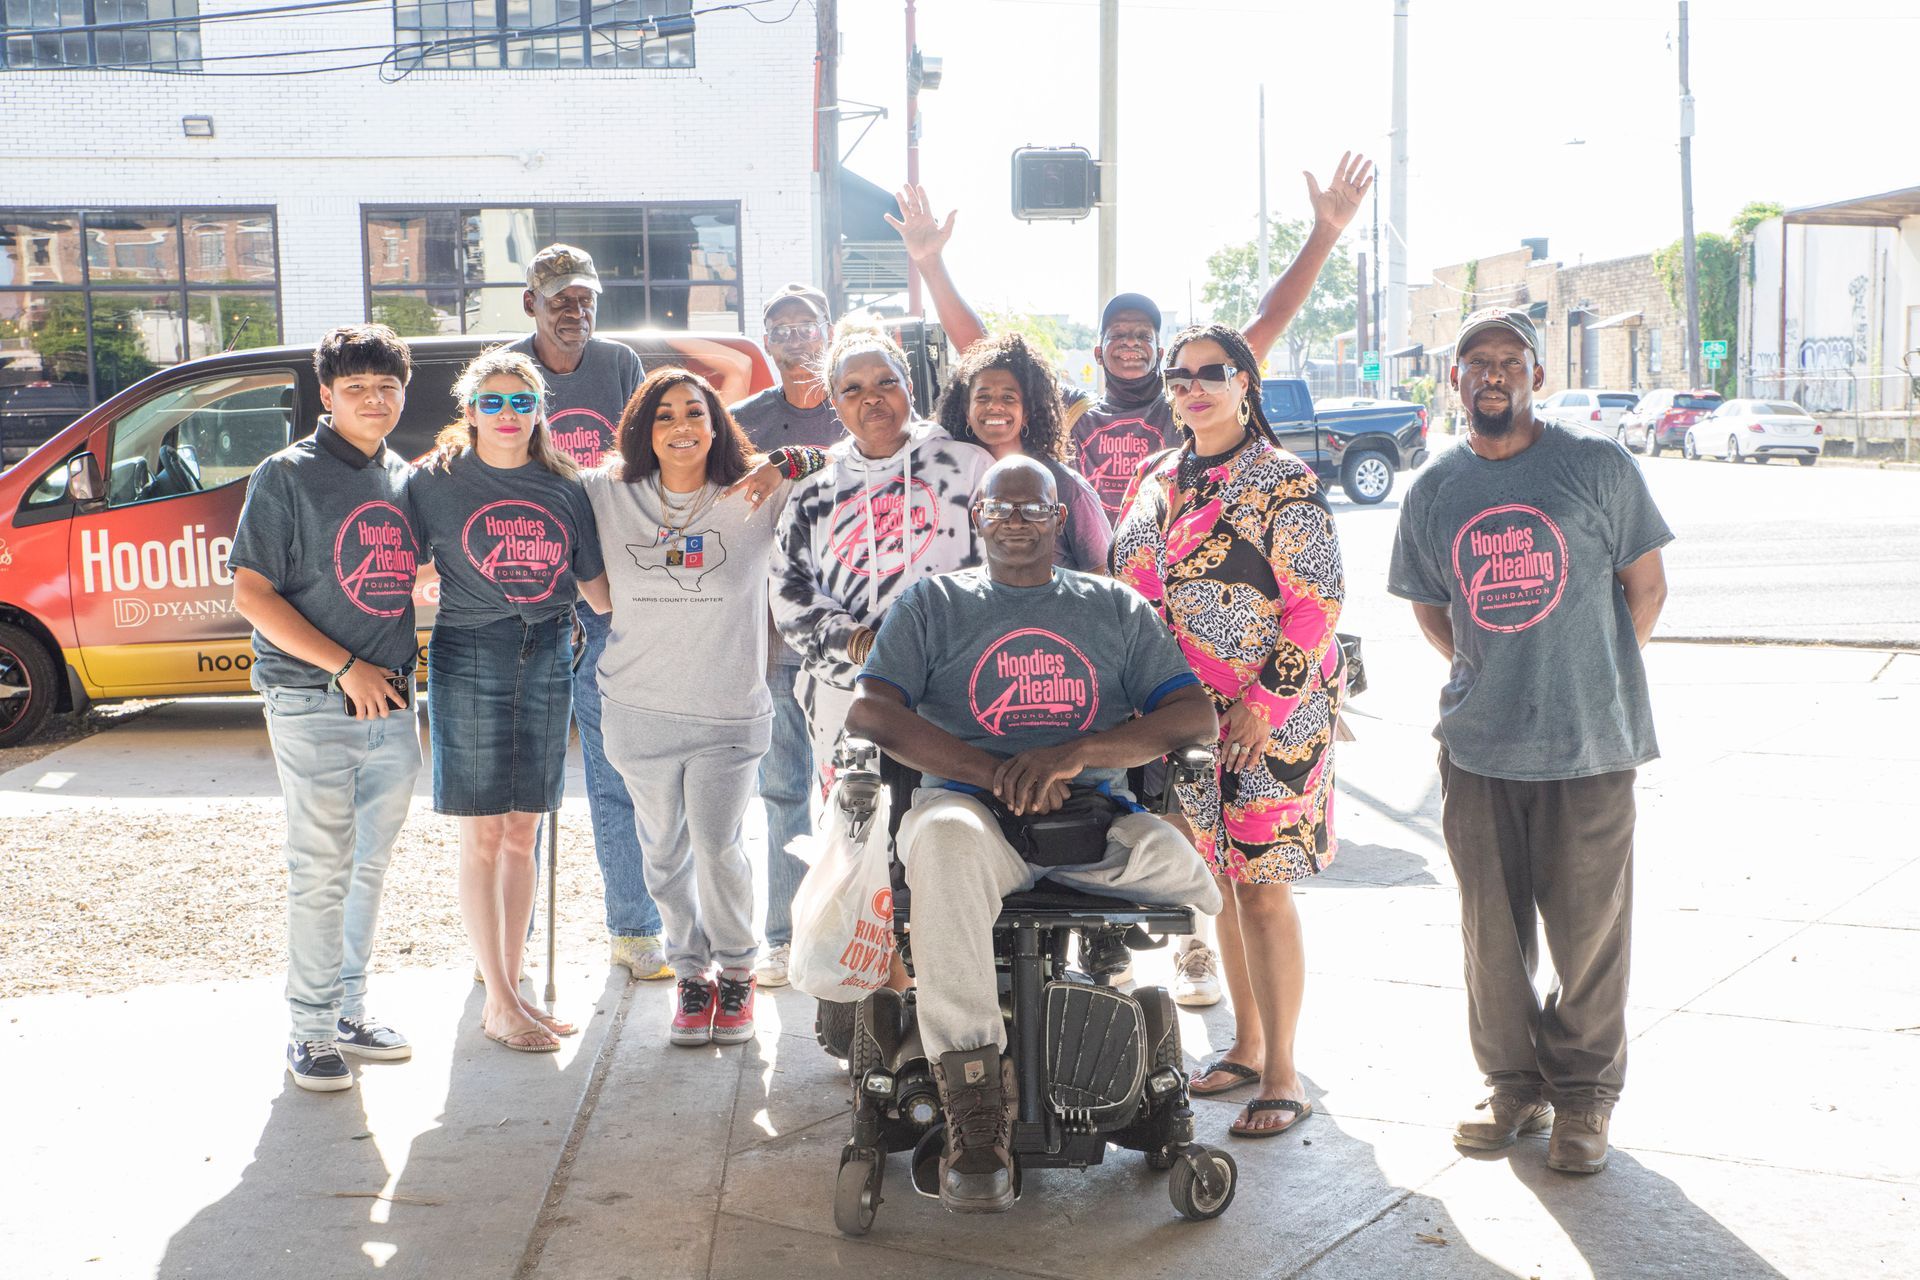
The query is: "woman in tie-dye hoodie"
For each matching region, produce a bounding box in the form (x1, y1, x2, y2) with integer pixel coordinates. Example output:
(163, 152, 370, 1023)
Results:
(770, 330, 991, 792)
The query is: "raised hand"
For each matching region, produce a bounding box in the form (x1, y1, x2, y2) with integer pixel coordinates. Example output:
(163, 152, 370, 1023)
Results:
(884, 184, 958, 265)
(1303, 152, 1375, 234)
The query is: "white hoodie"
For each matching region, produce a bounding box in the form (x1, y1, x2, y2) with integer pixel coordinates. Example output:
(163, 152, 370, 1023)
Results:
(771, 420, 992, 691)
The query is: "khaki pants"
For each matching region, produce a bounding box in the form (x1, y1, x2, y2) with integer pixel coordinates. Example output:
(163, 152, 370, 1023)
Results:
(898, 789, 1222, 1059)
(1439, 749, 1636, 1113)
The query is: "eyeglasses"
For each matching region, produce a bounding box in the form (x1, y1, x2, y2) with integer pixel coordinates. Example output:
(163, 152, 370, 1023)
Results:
(1162, 363, 1240, 396)
(470, 391, 541, 415)
(974, 499, 1063, 525)
(767, 322, 824, 344)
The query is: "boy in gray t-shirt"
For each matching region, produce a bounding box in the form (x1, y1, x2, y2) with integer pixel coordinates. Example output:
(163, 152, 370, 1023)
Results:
(229, 324, 424, 1092)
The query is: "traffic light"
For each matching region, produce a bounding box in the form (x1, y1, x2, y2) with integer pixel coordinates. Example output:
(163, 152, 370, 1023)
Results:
(1011, 146, 1096, 221)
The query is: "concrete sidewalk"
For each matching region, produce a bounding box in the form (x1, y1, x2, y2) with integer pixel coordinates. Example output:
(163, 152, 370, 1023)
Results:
(4, 641, 1916, 1279)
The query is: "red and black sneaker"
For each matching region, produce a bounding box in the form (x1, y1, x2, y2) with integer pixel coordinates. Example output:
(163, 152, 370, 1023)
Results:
(712, 972, 757, 1044)
(670, 977, 717, 1047)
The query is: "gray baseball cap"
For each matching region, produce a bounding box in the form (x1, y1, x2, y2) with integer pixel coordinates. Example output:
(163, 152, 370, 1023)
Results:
(762, 283, 830, 323)
(1455, 306, 1541, 359)
(527, 244, 601, 298)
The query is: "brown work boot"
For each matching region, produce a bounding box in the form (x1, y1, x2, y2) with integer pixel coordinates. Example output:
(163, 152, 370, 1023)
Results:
(1547, 1109, 1610, 1173)
(1454, 1091, 1553, 1151)
(930, 1045, 1017, 1214)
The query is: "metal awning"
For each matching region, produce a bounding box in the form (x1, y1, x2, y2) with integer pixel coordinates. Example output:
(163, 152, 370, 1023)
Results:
(1385, 342, 1424, 359)
(1785, 184, 1920, 228)
(1588, 310, 1643, 330)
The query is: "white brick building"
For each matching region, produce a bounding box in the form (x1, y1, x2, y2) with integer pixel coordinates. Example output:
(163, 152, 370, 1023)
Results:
(1, 1, 817, 428)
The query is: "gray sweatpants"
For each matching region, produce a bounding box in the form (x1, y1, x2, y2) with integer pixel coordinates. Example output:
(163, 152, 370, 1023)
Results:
(899, 789, 1223, 1059)
(602, 702, 773, 979)
(1439, 749, 1636, 1113)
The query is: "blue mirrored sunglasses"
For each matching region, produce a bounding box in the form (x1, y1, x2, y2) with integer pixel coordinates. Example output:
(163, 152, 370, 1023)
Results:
(470, 391, 541, 415)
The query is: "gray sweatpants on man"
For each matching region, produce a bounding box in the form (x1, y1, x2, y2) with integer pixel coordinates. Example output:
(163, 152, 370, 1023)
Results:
(602, 701, 773, 979)
(899, 789, 1223, 1059)
(1439, 749, 1636, 1113)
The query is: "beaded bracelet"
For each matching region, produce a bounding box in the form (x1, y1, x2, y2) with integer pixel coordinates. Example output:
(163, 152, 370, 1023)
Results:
(767, 445, 828, 481)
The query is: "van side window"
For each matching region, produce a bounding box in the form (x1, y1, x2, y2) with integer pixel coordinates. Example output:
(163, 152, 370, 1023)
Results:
(106, 370, 297, 507)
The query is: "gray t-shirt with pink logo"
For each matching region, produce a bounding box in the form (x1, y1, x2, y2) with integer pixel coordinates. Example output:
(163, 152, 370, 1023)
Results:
(409, 449, 605, 627)
(229, 420, 422, 689)
(1387, 424, 1673, 782)
(506, 335, 644, 469)
(860, 566, 1199, 789)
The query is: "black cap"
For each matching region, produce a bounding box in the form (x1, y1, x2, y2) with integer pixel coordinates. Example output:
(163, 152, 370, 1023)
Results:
(1100, 292, 1162, 338)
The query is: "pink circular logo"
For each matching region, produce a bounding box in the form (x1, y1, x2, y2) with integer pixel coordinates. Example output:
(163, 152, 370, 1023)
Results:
(547, 407, 614, 469)
(829, 477, 940, 577)
(967, 627, 1100, 736)
(461, 499, 571, 604)
(333, 501, 419, 618)
(1450, 503, 1570, 633)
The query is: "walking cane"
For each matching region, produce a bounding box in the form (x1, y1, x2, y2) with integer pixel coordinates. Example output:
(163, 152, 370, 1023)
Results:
(545, 808, 559, 1011)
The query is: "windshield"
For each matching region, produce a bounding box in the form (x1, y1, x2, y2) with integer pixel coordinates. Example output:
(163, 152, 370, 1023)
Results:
(1674, 394, 1722, 410)
(1598, 394, 1638, 408)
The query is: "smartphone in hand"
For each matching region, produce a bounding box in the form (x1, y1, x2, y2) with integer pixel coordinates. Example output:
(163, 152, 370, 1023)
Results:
(343, 670, 412, 715)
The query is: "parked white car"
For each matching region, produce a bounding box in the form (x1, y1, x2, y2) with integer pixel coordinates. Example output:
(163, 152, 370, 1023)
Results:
(1536, 388, 1640, 437)
(1684, 399, 1825, 465)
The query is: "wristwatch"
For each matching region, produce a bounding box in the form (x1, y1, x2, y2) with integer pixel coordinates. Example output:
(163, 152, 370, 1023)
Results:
(327, 655, 358, 692)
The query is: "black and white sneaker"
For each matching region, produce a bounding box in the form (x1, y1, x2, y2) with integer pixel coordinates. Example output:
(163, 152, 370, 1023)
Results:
(287, 1040, 354, 1092)
(335, 1017, 413, 1062)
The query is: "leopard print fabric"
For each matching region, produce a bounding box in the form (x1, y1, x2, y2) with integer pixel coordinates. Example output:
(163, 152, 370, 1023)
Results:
(1112, 437, 1345, 884)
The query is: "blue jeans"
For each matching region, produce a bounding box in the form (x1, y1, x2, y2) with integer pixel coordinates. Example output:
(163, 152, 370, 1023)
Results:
(570, 609, 664, 938)
(260, 685, 421, 1042)
(759, 658, 815, 946)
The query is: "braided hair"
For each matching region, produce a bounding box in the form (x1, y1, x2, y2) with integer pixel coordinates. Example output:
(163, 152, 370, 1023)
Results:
(934, 331, 1071, 462)
(1164, 323, 1280, 449)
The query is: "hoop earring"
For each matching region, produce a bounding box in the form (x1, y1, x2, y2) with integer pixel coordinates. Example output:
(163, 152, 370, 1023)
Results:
(1236, 397, 1252, 428)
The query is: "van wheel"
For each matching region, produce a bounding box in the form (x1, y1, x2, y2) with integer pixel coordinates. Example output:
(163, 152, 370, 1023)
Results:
(1340, 450, 1394, 504)
(0, 622, 59, 749)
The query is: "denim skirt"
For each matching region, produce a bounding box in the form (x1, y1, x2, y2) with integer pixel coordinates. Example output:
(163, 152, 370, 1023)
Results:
(427, 612, 574, 817)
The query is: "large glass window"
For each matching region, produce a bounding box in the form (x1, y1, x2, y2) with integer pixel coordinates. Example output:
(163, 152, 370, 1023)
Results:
(106, 367, 296, 506)
(393, 0, 693, 71)
(363, 203, 738, 335)
(2, 1, 201, 70)
(0, 208, 281, 450)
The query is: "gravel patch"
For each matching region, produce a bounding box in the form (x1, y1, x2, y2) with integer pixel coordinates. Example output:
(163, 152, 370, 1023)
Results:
(1, 799, 615, 999)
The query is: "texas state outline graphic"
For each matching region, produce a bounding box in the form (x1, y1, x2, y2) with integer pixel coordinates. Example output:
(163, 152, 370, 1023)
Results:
(626, 527, 727, 592)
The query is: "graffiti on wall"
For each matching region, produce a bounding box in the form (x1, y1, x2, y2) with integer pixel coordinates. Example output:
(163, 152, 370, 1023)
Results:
(1796, 336, 1857, 413)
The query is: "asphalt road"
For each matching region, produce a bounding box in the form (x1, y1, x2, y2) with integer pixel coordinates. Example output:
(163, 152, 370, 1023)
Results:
(1328, 433, 1920, 649)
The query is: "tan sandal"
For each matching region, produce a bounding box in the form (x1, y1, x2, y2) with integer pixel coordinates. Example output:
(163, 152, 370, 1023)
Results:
(485, 1024, 560, 1054)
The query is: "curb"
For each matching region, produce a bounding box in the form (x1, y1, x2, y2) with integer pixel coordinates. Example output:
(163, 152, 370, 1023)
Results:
(1652, 635, 1919, 653)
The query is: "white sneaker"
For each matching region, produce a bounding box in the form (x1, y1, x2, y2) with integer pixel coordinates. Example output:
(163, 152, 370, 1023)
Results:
(611, 934, 672, 980)
(753, 943, 791, 988)
(1172, 943, 1223, 1007)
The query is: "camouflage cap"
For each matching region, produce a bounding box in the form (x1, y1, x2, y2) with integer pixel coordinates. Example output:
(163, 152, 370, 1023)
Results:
(1455, 306, 1541, 359)
(527, 244, 601, 298)
(761, 282, 829, 323)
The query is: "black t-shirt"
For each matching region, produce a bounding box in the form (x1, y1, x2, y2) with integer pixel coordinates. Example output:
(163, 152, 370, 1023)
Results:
(1069, 390, 1179, 522)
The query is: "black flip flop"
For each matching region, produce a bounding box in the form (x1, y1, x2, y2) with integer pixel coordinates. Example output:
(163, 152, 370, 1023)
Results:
(1189, 1059, 1261, 1096)
(1229, 1097, 1313, 1139)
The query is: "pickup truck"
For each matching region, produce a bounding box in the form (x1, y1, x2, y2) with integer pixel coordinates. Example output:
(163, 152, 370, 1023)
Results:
(1259, 378, 1429, 504)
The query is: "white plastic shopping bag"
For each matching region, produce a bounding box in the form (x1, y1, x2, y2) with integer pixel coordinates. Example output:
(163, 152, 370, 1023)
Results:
(787, 770, 896, 1002)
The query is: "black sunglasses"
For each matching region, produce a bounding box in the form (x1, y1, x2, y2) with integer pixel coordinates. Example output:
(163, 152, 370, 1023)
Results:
(1162, 363, 1239, 396)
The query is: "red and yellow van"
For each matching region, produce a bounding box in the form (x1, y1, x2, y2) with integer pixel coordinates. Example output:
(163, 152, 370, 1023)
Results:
(0, 332, 772, 747)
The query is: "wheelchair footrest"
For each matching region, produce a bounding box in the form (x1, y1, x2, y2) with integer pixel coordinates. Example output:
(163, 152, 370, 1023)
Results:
(1043, 982, 1147, 1127)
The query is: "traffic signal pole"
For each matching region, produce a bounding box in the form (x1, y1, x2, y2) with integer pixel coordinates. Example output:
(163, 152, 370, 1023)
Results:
(1096, 0, 1118, 316)
(1679, 1, 1702, 387)
(905, 0, 922, 314)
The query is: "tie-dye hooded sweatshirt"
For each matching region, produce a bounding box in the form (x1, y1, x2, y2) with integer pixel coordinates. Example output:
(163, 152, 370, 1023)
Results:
(770, 420, 992, 691)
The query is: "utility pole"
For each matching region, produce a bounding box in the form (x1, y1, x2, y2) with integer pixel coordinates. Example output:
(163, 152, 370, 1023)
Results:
(1678, 1, 1702, 387)
(815, 0, 844, 317)
(1097, 0, 1118, 317)
(904, 0, 922, 314)
(1386, 0, 1410, 355)
(1257, 84, 1270, 300)
(1356, 252, 1370, 390)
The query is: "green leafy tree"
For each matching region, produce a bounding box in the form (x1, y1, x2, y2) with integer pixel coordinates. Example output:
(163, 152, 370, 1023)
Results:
(1654, 232, 1739, 394)
(978, 309, 1069, 366)
(1201, 218, 1356, 373)
(188, 295, 280, 354)
(372, 295, 449, 338)
(1730, 200, 1784, 236)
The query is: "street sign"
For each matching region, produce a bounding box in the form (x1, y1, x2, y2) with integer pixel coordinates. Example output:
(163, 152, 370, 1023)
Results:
(1706, 357, 1723, 370)
(1701, 339, 1728, 360)
(1361, 351, 1382, 381)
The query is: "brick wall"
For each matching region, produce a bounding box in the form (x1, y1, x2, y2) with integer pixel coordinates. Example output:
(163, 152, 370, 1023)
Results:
(3, 2, 818, 343)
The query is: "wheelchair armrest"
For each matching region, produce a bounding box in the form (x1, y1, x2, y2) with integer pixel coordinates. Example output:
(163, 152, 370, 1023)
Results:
(833, 736, 885, 834)
(1154, 743, 1217, 815)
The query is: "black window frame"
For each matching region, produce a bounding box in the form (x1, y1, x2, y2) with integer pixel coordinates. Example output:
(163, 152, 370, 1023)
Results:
(359, 200, 743, 336)
(1, 1, 203, 71)
(390, 0, 695, 72)
(0, 205, 284, 420)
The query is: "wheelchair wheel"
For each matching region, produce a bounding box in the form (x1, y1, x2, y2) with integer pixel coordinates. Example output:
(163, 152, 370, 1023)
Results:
(834, 1148, 884, 1236)
(816, 999, 856, 1061)
(1169, 1147, 1237, 1221)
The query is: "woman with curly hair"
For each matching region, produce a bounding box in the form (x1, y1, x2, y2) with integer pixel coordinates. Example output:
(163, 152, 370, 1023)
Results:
(1111, 323, 1346, 1140)
(934, 331, 1110, 572)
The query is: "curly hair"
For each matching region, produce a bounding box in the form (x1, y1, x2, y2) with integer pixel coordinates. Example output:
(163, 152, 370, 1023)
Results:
(934, 331, 1071, 463)
(1164, 323, 1280, 448)
(613, 367, 755, 487)
(426, 345, 578, 478)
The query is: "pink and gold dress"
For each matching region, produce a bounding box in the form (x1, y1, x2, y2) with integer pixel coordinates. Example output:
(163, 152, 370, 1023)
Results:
(1112, 435, 1345, 884)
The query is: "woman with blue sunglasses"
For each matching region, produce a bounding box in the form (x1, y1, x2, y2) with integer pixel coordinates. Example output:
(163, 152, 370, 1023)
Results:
(410, 346, 613, 1052)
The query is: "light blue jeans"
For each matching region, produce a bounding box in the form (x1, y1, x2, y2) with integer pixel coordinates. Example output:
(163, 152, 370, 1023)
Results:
(572, 609, 663, 938)
(759, 658, 814, 946)
(260, 684, 421, 1042)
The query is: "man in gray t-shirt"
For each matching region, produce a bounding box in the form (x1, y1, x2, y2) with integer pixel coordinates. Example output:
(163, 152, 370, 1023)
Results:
(845, 456, 1220, 1215)
(1387, 307, 1671, 1177)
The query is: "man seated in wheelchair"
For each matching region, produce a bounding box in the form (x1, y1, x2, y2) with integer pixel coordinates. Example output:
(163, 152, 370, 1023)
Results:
(845, 455, 1224, 1214)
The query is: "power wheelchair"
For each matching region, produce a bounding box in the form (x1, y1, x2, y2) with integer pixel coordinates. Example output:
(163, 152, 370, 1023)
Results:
(814, 738, 1239, 1235)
